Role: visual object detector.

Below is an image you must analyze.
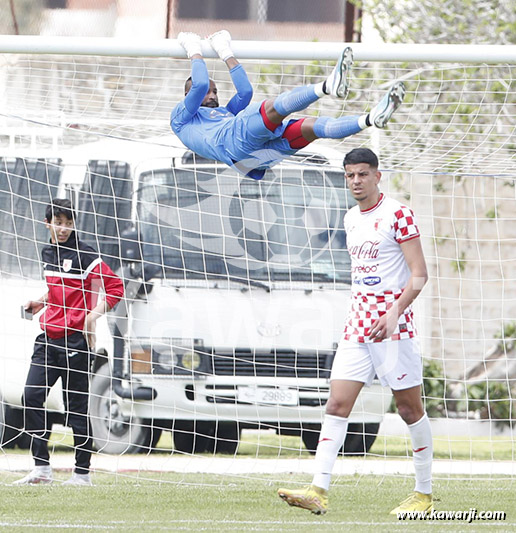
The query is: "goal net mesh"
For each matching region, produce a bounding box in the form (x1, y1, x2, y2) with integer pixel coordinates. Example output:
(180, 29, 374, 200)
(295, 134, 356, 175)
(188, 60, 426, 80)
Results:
(0, 47, 515, 485)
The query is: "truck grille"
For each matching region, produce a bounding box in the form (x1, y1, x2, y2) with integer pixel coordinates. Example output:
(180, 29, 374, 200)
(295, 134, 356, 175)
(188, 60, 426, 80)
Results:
(211, 349, 333, 378)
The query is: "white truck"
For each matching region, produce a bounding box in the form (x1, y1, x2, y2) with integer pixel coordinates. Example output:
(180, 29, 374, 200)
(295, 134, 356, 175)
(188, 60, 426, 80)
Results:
(0, 136, 391, 455)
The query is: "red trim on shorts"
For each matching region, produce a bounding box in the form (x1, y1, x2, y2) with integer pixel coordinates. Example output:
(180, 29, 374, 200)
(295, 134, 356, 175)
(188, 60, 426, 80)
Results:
(282, 119, 310, 149)
(260, 101, 281, 132)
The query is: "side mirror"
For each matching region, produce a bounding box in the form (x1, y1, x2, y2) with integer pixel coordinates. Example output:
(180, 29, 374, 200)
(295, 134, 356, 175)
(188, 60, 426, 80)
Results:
(120, 226, 141, 263)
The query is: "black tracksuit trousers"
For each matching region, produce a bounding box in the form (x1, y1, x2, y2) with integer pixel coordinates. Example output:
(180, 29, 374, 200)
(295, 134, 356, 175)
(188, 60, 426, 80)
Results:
(23, 332, 93, 474)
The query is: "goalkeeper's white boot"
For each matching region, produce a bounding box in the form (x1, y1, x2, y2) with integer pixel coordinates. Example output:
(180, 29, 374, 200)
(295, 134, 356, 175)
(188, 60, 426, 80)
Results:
(368, 81, 406, 128)
(177, 32, 202, 58)
(207, 30, 234, 61)
(63, 472, 93, 486)
(325, 46, 353, 98)
(13, 465, 53, 485)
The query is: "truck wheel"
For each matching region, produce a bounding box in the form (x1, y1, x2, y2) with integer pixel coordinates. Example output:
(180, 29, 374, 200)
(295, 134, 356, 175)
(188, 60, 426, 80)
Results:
(90, 365, 161, 454)
(343, 423, 380, 455)
(173, 420, 211, 454)
(300, 424, 321, 454)
(301, 422, 380, 456)
(0, 403, 31, 450)
(206, 422, 240, 455)
(173, 421, 240, 455)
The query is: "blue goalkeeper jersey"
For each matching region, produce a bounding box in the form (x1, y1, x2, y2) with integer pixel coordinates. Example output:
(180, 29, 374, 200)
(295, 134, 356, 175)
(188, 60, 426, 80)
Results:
(170, 59, 294, 180)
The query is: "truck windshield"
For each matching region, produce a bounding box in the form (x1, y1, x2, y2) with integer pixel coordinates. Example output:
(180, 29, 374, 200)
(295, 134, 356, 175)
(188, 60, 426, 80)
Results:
(0, 157, 62, 278)
(137, 165, 355, 283)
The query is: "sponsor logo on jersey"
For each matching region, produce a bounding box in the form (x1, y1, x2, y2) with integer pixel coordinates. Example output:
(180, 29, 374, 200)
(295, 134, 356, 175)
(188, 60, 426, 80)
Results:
(352, 264, 379, 274)
(348, 240, 380, 260)
(209, 109, 231, 119)
(363, 276, 381, 286)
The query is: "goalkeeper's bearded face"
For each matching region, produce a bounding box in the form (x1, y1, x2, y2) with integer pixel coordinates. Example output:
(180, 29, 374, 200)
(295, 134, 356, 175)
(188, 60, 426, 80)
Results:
(184, 78, 219, 108)
(201, 79, 219, 108)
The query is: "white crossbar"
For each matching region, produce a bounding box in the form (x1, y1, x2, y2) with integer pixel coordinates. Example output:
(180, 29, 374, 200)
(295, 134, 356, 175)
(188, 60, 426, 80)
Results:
(0, 35, 515, 63)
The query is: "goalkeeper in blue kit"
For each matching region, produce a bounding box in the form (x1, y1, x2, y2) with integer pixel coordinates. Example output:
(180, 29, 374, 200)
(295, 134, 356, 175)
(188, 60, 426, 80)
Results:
(171, 30, 406, 180)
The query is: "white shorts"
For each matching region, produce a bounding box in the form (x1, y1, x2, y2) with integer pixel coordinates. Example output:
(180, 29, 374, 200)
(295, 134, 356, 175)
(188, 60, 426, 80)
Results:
(330, 337, 423, 390)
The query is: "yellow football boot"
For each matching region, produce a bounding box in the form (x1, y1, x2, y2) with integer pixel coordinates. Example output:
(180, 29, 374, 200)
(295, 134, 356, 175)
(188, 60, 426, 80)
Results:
(277, 484, 328, 515)
(390, 491, 433, 515)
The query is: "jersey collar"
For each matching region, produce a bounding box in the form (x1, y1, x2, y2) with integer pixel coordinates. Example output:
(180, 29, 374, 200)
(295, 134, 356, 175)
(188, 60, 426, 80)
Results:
(360, 193, 384, 214)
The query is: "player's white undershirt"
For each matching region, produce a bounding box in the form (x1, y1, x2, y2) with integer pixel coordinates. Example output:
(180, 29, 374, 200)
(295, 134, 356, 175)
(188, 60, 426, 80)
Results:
(343, 193, 420, 343)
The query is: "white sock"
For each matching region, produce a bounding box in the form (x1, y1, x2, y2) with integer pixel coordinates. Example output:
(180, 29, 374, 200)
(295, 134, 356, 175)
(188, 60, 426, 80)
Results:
(35, 465, 52, 474)
(358, 114, 370, 129)
(312, 414, 349, 490)
(314, 81, 326, 97)
(408, 413, 433, 494)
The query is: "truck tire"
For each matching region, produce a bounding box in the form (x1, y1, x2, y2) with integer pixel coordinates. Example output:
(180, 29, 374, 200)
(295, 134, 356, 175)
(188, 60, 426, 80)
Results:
(301, 422, 380, 456)
(173, 421, 240, 455)
(343, 423, 380, 455)
(173, 420, 211, 454)
(205, 422, 240, 455)
(90, 365, 161, 454)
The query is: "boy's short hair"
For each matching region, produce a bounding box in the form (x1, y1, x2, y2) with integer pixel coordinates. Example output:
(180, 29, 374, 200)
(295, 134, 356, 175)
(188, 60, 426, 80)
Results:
(45, 198, 75, 223)
(343, 148, 379, 170)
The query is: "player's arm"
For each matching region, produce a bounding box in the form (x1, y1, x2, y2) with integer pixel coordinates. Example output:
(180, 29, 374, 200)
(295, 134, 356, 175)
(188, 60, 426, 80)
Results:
(208, 30, 253, 114)
(226, 63, 253, 114)
(396, 236, 428, 314)
(83, 261, 125, 349)
(369, 237, 428, 340)
(24, 292, 48, 314)
(174, 33, 210, 122)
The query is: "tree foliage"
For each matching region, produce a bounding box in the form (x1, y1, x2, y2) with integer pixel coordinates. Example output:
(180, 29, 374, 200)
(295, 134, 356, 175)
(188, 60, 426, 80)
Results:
(0, 0, 45, 36)
(363, 0, 516, 45)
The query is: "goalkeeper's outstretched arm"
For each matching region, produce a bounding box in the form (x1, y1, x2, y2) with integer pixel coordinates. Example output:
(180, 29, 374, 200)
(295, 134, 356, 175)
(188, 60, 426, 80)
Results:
(208, 30, 253, 114)
(172, 32, 210, 127)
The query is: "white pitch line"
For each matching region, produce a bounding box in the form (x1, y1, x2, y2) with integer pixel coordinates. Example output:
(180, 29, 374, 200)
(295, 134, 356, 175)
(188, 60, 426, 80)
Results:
(0, 519, 511, 529)
(1, 453, 516, 476)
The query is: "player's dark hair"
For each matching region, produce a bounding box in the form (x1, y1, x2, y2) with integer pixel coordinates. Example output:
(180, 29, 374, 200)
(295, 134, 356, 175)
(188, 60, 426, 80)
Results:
(45, 198, 75, 223)
(184, 76, 192, 93)
(343, 148, 379, 169)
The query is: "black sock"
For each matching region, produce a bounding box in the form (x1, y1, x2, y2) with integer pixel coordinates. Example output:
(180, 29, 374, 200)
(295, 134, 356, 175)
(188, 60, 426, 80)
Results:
(365, 114, 372, 127)
(322, 80, 328, 95)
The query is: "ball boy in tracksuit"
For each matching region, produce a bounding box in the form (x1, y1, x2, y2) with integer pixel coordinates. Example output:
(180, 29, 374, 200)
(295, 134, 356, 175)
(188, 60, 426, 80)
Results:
(14, 198, 124, 486)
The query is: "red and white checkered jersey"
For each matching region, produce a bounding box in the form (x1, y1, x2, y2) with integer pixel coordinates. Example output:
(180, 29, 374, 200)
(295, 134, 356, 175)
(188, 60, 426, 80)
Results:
(343, 193, 420, 343)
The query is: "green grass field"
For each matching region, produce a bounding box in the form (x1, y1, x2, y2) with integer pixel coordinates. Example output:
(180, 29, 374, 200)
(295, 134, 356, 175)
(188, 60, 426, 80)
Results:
(0, 474, 514, 532)
(1, 430, 515, 532)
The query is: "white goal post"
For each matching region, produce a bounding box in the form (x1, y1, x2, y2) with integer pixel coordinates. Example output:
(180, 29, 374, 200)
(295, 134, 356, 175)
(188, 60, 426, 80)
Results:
(0, 36, 516, 484)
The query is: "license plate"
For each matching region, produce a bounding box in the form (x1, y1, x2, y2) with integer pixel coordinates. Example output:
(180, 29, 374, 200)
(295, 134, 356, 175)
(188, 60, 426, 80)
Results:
(237, 386, 298, 406)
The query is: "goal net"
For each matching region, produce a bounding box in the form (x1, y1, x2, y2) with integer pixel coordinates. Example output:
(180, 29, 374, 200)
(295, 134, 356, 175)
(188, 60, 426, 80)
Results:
(0, 38, 515, 486)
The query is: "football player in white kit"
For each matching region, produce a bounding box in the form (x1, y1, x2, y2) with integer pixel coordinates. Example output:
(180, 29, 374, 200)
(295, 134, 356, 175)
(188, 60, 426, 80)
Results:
(278, 148, 433, 515)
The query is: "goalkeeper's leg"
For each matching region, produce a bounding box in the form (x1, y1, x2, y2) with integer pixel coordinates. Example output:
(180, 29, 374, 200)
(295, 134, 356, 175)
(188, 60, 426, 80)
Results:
(280, 80, 406, 148)
(260, 46, 353, 130)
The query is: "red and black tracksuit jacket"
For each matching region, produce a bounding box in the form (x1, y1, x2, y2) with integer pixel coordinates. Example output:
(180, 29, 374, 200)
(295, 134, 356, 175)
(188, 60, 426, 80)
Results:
(40, 232, 124, 338)
(24, 232, 124, 473)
